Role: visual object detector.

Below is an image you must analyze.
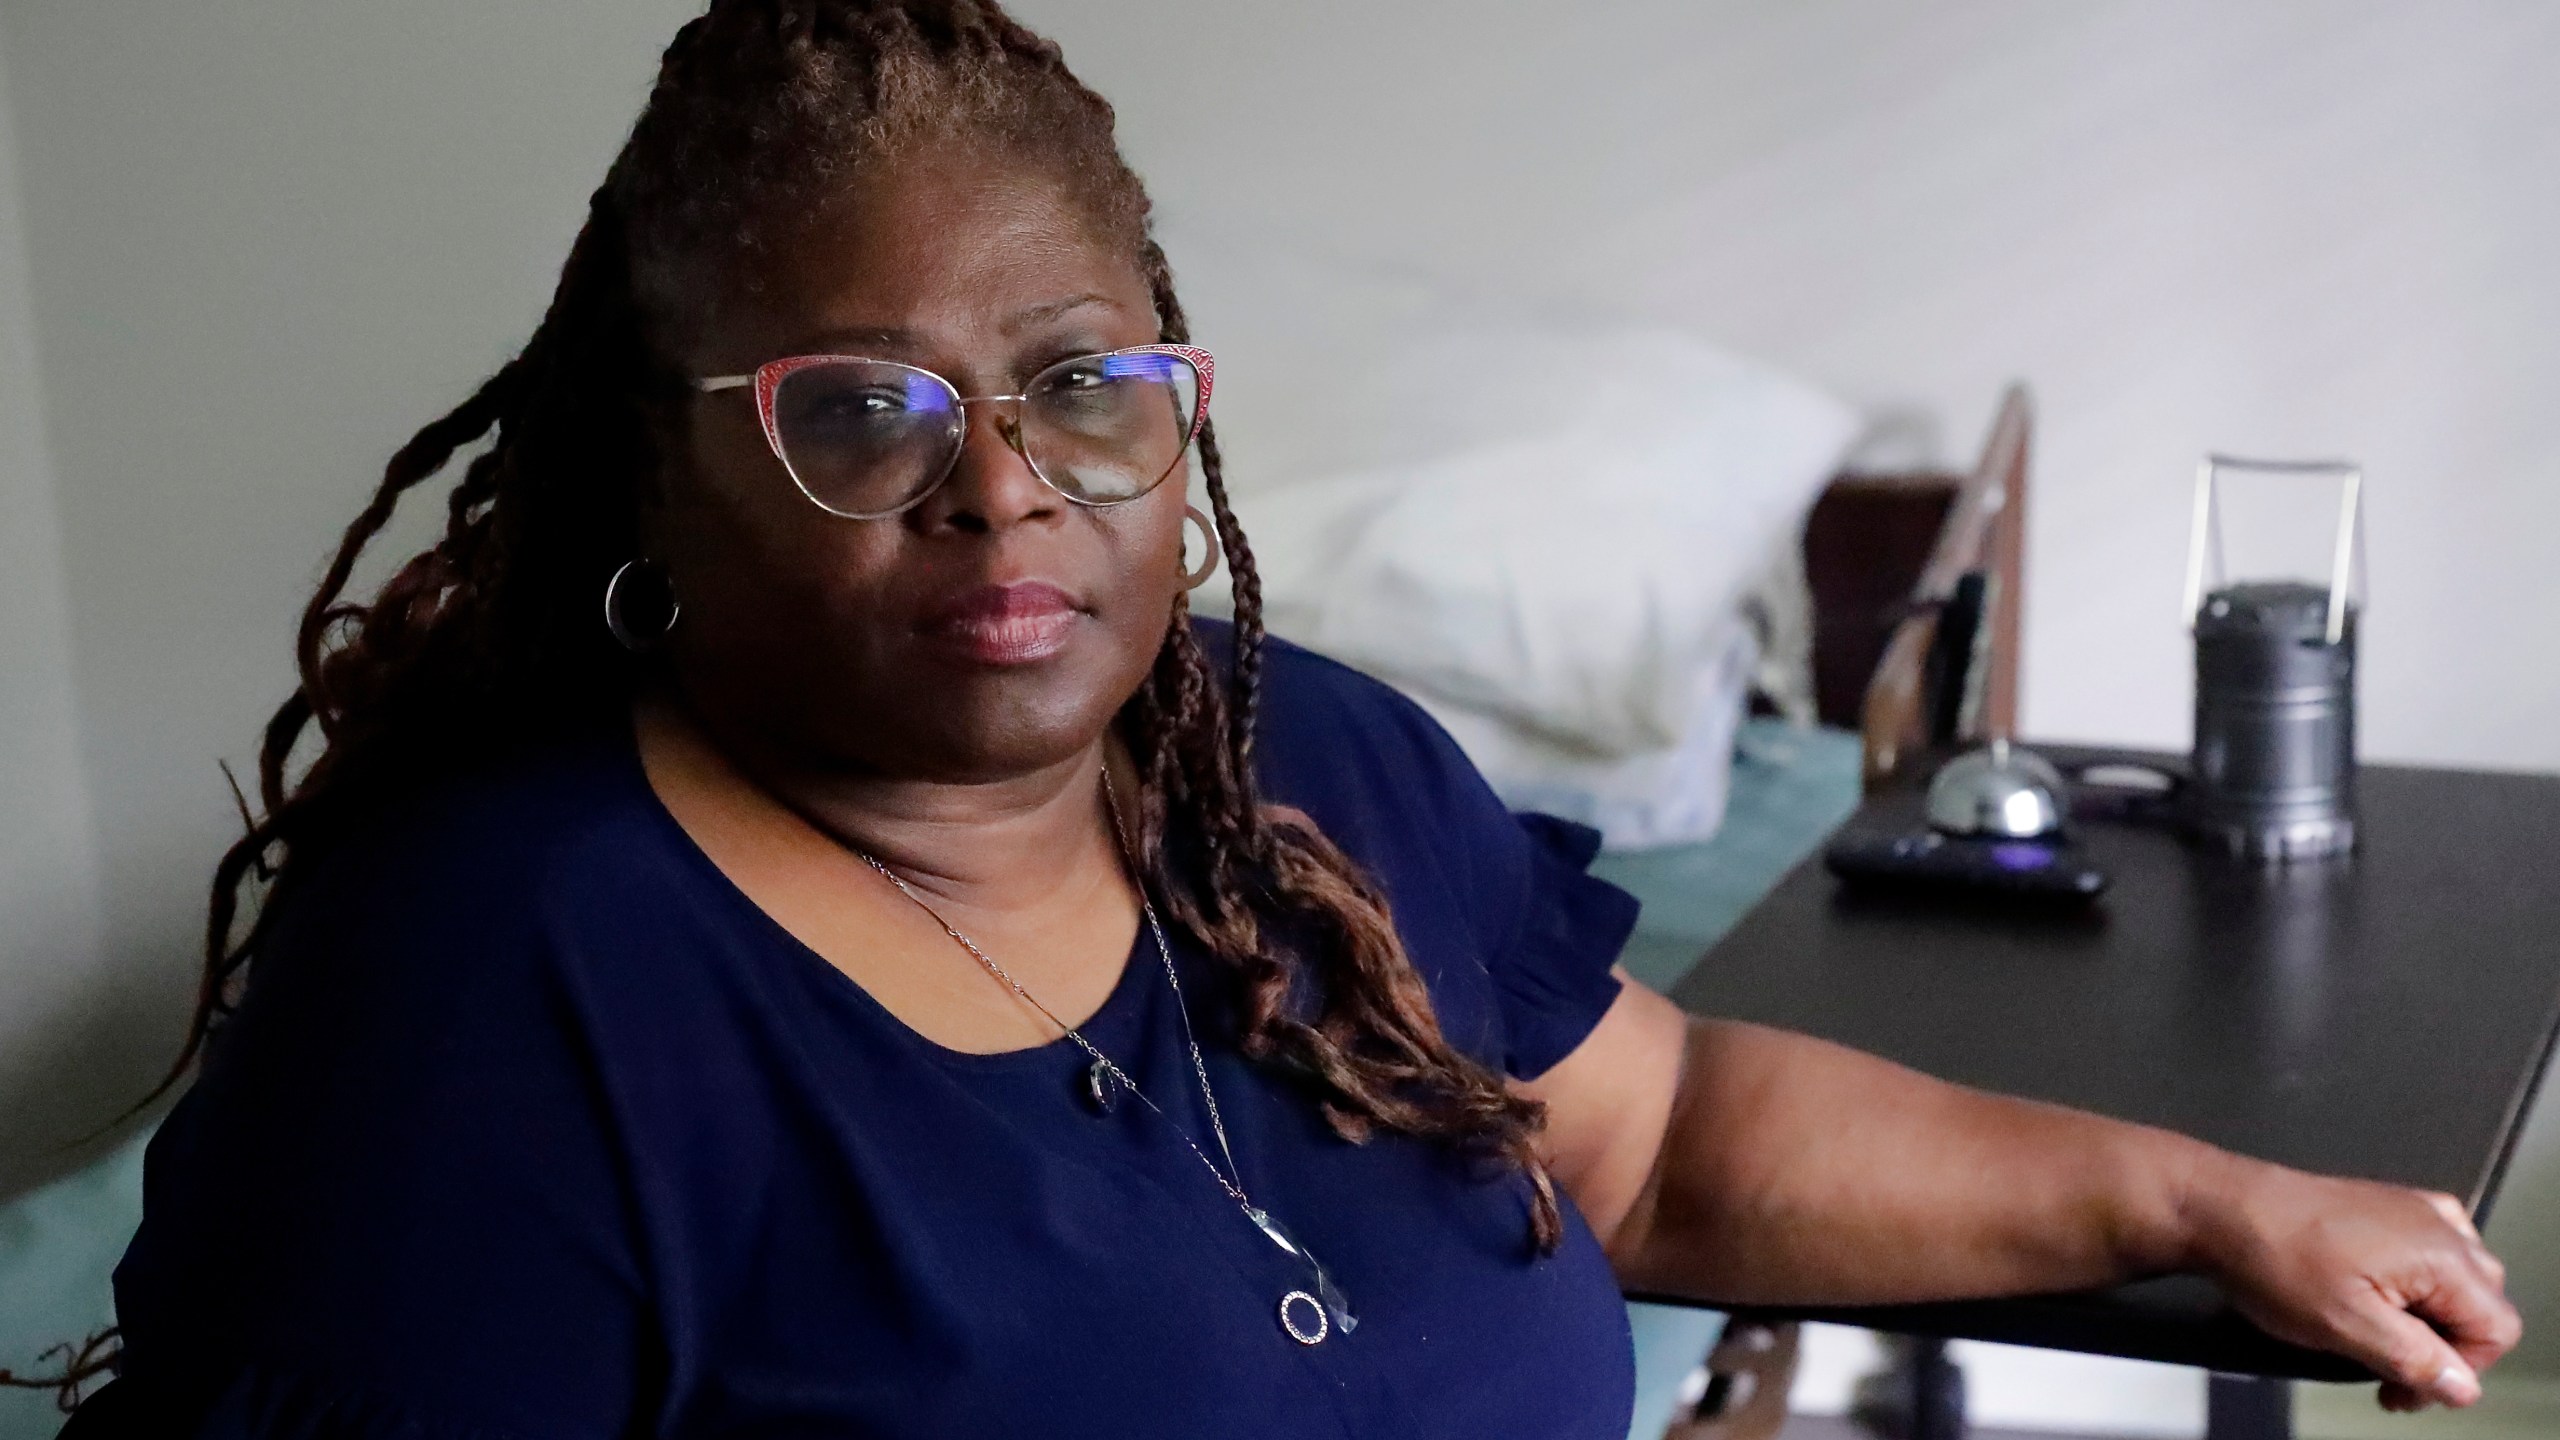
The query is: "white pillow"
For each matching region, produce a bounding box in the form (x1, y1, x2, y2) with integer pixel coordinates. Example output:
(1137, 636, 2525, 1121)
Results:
(1196, 317, 1856, 757)
(1418, 621, 1761, 850)
(1163, 220, 1859, 831)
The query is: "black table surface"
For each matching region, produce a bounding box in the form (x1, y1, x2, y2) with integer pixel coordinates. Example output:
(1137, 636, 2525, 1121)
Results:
(1643, 747, 2560, 1382)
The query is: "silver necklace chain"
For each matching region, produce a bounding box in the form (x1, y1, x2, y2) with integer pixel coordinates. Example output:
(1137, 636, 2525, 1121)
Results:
(853, 838, 1248, 1209)
(846, 765, 1356, 1341)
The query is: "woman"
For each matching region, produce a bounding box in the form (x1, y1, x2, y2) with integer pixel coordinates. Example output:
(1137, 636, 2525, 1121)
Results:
(39, 2, 2515, 1434)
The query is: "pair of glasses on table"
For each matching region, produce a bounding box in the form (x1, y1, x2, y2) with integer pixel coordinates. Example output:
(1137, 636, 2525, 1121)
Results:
(694, 345, 1215, 520)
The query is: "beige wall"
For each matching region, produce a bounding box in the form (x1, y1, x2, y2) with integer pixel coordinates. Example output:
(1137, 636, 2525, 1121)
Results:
(0, 14, 108, 1199)
(0, 0, 698, 1192)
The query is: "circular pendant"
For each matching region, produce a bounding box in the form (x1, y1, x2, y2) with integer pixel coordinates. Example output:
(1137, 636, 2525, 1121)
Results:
(1278, 1289, 1329, 1346)
(1082, 1059, 1116, 1114)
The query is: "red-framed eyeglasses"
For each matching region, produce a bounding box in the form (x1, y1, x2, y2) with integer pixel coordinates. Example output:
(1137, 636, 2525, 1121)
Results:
(693, 344, 1215, 520)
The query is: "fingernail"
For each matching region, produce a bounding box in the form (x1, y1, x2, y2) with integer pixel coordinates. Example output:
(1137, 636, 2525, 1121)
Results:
(2436, 1360, 2481, 1405)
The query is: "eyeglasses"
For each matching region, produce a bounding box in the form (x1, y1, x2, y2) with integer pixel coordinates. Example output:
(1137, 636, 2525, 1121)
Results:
(693, 344, 1214, 520)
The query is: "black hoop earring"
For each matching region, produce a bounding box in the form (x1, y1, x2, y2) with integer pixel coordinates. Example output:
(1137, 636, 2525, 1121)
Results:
(604, 559, 681, 652)
(1179, 505, 1222, 590)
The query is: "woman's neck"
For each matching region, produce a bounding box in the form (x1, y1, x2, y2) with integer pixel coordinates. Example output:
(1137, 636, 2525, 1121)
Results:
(633, 692, 1149, 1056)
(634, 689, 1132, 922)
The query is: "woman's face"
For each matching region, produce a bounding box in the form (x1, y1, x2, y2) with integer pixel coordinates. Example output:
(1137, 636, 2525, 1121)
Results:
(651, 154, 1187, 784)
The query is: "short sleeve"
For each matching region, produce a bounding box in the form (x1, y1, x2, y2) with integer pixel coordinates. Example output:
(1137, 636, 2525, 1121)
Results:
(1490, 810, 1642, 1078)
(83, 782, 656, 1438)
(1236, 624, 1640, 1082)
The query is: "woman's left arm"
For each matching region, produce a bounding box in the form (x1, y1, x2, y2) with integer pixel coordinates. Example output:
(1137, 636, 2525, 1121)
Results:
(1523, 973, 2521, 1412)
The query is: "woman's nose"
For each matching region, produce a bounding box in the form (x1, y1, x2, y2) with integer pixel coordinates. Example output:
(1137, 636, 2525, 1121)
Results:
(917, 398, 1061, 534)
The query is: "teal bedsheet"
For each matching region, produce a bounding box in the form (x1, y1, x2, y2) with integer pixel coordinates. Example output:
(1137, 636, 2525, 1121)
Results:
(1590, 719, 1866, 1440)
(1593, 720, 1866, 994)
(0, 721, 1863, 1440)
(0, 1125, 148, 1436)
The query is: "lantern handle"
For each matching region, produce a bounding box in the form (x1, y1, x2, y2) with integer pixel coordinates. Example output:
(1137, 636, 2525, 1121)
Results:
(2182, 455, 2364, 645)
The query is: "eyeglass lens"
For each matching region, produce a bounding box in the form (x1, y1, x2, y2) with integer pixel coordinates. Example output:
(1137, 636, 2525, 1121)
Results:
(768, 351, 1201, 519)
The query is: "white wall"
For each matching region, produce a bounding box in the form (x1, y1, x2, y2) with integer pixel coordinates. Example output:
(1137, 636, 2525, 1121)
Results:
(0, 16, 108, 1199)
(0, 0, 2554, 1422)
(1011, 0, 2560, 777)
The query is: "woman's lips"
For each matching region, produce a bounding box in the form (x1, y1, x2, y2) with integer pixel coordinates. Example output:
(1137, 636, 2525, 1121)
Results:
(919, 581, 1085, 665)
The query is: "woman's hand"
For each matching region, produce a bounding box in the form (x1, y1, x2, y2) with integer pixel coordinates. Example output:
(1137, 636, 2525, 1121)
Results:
(2189, 1154, 2521, 1411)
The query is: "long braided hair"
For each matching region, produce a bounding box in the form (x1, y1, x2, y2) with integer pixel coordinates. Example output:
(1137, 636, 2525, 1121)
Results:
(5, 0, 1559, 1410)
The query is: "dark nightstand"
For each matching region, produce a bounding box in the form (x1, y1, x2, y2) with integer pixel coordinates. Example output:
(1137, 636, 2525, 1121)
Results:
(1639, 748, 2560, 1440)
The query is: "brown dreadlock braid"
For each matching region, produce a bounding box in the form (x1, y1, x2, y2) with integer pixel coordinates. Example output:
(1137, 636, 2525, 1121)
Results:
(6, 0, 1560, 1410)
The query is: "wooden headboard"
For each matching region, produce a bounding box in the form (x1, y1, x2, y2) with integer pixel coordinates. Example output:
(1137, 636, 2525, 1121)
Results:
(1801, 385, 2031, 787)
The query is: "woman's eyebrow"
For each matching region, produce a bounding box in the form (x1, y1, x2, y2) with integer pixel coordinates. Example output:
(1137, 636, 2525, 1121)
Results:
(790, 324, 914, 354)
(783, 294, 1120, 355)
(1003, 292, 1119, 334)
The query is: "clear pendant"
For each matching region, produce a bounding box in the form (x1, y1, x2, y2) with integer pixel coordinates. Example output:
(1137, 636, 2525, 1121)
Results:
(1247, 1207, 1358, 1335)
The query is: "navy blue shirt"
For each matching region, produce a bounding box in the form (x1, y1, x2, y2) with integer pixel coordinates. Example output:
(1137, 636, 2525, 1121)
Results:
(85, 627, 1643, 1438)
